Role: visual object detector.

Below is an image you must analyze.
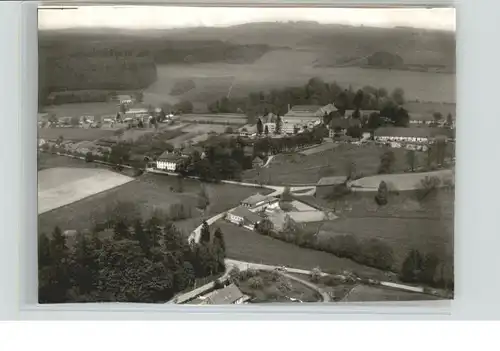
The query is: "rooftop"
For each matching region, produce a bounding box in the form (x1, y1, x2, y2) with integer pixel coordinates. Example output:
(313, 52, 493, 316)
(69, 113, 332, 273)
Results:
(117, 94, 133, 100)
(409, 113, 440, 122)
(284, 105, 324, 118)
(374, 127, 453, 138)
(157, 151, 189, 161)
(200, 283, 247, 305)
(319, 104, 337, 115)
(329, 118, 362, 129)
(230, 206, 264, 223)
(317, 176, 348, 186)
(290, 105, 323, 113)
(126, 108, 149, 114)
(241, 193, 273, 206)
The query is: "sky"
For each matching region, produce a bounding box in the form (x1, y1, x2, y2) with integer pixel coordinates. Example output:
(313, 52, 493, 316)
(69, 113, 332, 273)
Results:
(38, 6, 456, 31)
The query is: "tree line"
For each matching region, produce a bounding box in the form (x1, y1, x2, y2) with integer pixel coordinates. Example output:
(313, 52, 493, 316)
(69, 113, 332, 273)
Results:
(178, 127, 326, 182)
(255, 215, 453, 290)
(38, 211, 226, 303)
(207, 77, 409, 124)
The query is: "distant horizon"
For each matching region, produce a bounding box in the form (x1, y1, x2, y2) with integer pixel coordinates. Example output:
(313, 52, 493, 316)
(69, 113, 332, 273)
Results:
(38, 20, 455, 34)
(38, 6, 456, 32)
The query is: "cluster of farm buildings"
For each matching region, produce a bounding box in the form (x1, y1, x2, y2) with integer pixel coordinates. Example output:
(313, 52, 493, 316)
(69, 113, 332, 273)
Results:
(38, 96, 455, 176)
(224, 192, 327, 234)
(153, 103, 454, 172)
(38, 94, 175, 129)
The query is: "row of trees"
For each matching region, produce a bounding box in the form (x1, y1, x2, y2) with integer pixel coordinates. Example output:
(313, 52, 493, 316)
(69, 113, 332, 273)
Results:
(184, 143, 251, 182)
(180, 126, 326, 182)
(255, 214, 453, 289)
(256, 216, 394, 271)
(253, 127, 326, 156)
(207, 77, 407, 122)
(38, 212, 226, 303)
(377, 137, 449, 176)
(401, 249, 453, 289)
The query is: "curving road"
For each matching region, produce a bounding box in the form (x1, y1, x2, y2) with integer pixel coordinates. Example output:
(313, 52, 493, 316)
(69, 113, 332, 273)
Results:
(145, 166, 439, 298)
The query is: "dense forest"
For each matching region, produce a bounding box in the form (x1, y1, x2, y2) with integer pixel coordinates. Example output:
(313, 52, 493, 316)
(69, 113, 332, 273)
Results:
(152, 40, 270, 64)
(38, 46, 157, 106)
(38, 205, 226, 303)
(38, 34, 271, 106)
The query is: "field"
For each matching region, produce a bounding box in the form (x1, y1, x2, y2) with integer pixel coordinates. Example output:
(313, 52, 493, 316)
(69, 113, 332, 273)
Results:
(38, 167, 134, 214)
(38, 128, 116, 141)
(38, 152, 110, 171)
(38, 162, 270, 236)
(342, 284, 440, 302)
(213, 220, 394, 281)
(314, 189, 455, 269)
(242, 144, 426, 185)
(350, 169, 454, 191)
(144, 52, 455, 107)
(180, 123, 229, 134)
(404, 101, 456, 117)
(236, 270, 321, 303)
(299, 142, 339, 156)
(178, 113, 247, 125)
(318, 217, 453, 269)
(41, 102, 121, 119)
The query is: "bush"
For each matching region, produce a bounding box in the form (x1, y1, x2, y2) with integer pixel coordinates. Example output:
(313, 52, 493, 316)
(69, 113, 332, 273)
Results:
(248, 276, 264, 289)
(359, 238, 394, 271)
(213, 279, 225, 290)
(325, 234, 360, 260)
(319, 275, 343, 287)
(246, 268, 259, 278)
(277, 278, 292, 293)
(310, 267, 322, 283)
(416, 176, 441, 201)
(269, 269, 281, 282)
(375, 180, 388, 205)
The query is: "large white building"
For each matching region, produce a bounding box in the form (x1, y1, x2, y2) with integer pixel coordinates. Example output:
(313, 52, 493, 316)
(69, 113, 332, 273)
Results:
(374, 127, 454, 144)
(156, 152, 188, 172)
(282, 104, 338, 134)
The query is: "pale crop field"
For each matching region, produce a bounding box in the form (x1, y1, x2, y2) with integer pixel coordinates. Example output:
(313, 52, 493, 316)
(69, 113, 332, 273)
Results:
(343, 285, 439, 302)
(148, 50, 455, 105)
(181, 123, 228, 134)
(350, 169, 454, 191)
(42, 102, 120, 118)
(38, 128, 116, 141)
(38, 167, 134, 214)
(300, 142, 339, 156)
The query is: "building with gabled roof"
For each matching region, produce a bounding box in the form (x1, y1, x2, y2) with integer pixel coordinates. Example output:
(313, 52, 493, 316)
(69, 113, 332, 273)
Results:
(190, 283, 250, 305)
(374, 127, 453, 144)
(226, 206, 264, 230)
(282, 105, 325, 134)
(328, 117, 362, 138)
(240, 193, 274, 208)
(156, 151, 189, 171)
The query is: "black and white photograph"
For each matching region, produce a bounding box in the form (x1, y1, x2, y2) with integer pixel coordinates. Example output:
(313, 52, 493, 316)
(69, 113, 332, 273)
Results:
(37, 5, 455, 305)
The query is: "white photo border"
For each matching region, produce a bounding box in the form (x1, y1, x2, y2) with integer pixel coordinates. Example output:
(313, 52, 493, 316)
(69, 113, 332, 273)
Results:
(2, 0, 499, 320)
